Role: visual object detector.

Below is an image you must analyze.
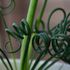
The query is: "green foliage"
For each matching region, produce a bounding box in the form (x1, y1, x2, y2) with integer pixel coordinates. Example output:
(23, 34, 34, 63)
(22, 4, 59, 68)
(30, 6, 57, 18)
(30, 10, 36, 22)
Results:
(0, 0, 70, 70)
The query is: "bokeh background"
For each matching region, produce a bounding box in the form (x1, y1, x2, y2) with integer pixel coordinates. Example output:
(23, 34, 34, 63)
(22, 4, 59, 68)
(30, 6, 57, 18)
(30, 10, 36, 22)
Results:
(0, 0, 70, 58)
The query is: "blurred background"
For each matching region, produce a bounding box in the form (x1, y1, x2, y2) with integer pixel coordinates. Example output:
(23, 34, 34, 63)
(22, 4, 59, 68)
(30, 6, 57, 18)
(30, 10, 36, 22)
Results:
(0, 0, 70, 58)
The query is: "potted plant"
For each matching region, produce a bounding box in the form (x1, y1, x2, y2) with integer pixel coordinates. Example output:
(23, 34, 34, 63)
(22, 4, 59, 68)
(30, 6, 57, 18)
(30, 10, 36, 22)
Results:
(0, 0, 70, 70)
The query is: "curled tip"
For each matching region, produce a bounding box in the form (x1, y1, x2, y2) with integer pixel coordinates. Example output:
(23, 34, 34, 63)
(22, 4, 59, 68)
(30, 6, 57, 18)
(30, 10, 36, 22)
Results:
(0, 0, 15, 15)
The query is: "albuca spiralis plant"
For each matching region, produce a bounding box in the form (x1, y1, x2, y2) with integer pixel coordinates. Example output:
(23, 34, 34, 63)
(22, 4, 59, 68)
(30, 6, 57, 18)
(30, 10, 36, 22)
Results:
(0, 0, 70, 70)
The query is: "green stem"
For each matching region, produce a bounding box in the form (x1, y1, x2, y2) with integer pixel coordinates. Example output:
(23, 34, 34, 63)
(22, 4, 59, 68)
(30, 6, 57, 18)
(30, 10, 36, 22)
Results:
(36, 0, 48, 31)
(8, 35, 18, 70)
(38, 0, 48, 20)
(20, 0, 48, 70)
(0, 11, 17, 70)
(26, 0, 38, 27)
(20, 0, 38, 70)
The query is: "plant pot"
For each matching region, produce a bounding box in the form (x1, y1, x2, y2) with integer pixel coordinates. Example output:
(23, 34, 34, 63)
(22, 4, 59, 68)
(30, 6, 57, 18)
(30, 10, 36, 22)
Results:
(0, 59, 70, 70)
